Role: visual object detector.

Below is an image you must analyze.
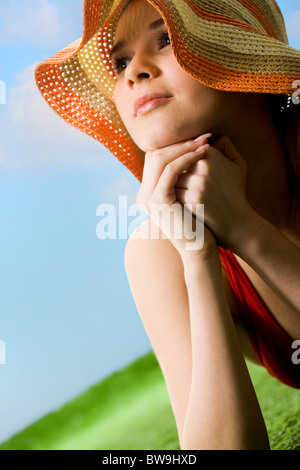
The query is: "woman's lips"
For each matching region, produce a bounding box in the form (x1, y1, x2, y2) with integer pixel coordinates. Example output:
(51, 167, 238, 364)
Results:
(134, 93, 172, 117)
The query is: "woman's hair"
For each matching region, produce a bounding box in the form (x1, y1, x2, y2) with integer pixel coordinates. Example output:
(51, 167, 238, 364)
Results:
(268, 93, 297, 131)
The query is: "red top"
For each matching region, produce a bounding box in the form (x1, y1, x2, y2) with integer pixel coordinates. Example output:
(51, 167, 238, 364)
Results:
(219, 248, 300, 389)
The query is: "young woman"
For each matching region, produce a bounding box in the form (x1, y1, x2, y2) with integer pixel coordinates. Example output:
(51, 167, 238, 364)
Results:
(35, 0, 300, 450)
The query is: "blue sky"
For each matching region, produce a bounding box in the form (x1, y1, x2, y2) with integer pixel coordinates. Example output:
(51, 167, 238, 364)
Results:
(0, 0, 300, 444)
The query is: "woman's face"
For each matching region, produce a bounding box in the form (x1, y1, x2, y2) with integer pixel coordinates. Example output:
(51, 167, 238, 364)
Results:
(112, 0, 237, 152)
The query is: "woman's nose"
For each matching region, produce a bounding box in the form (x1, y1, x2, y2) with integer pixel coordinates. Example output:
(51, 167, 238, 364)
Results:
(126, 54, 159, 87)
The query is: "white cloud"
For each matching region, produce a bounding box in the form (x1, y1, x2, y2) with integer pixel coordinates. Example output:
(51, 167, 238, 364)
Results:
(0, 0, 57, 46)
(286, 10, 300, 46)
(0, 63, 112, 172)
(0, 0, 77, 47)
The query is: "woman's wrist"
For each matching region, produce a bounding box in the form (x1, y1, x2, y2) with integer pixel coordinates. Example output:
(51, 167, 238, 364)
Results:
(181, 245, 222, 281)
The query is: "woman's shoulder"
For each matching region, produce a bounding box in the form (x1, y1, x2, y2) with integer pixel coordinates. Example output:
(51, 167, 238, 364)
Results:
(124, 218, 183, 273)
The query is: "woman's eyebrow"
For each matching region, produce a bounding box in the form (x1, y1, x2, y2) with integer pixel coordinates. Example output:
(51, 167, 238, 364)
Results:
(110, 18, 165, 58)
(148, 18, 165, 30)
(110, 40, 125, 59)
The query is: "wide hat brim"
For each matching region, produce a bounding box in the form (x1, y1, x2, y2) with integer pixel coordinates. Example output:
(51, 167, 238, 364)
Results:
(35, 0, 300, 182)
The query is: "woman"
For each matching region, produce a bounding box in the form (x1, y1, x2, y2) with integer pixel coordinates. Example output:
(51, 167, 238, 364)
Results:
(35, 0, 300, 450)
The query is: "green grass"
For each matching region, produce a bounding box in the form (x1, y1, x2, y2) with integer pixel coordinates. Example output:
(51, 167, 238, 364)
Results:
(0, 352, 299, 450)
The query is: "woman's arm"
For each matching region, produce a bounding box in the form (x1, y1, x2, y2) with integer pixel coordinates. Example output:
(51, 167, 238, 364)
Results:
(125, 221, 269, 450)
(176, 135, 300, 318)
(181, 249, 269, 450)
(129, 135, 269, 449)
(230, 114, 300, 315)
(232, 208, 300, 316)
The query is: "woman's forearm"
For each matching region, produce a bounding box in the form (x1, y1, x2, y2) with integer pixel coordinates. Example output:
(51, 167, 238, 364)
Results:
(234, 209, 300, 313)
(181, 251, 269, 450)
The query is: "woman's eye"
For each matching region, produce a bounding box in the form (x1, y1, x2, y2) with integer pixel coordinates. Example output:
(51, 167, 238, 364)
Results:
(111, 30, 170, 74)
(157, 31, 171, 49)
(112, 57, 131, 75)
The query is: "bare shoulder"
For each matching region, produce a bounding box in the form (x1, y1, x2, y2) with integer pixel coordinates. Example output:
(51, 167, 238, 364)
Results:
(124, 218, 187, 310)
(125, 218, 183, 274)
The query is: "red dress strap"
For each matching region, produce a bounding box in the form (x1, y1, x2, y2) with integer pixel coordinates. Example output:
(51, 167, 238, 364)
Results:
(218, 247, 300, 389)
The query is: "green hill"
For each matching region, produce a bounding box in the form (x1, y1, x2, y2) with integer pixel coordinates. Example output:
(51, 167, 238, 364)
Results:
(0, 352, 299, 450)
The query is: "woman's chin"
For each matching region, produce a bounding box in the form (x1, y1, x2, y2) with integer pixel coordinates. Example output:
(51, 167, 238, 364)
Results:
(136, 133, 192, 153)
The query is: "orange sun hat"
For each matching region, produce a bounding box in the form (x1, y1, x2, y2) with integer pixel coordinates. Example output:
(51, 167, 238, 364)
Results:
(35, 0, 300, 182)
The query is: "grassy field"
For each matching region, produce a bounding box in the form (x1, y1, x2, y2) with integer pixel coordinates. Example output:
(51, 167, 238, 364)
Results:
(0, 351, 299, 450)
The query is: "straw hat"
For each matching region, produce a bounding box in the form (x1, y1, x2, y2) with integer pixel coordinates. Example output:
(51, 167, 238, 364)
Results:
(35, 0, 300, 182)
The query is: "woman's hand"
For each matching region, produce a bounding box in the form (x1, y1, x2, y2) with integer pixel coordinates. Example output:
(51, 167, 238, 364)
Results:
(176, 136, 253, 252)
(136, 134, 217, 261)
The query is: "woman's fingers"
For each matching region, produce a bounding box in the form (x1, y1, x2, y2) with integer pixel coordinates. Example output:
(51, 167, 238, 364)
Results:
(177, 160, 210, 186)
(137, 135, 211, 208)
(136, 135, 213, 256)
(142, 134, 211, 187)
(153, 145, 209, 201)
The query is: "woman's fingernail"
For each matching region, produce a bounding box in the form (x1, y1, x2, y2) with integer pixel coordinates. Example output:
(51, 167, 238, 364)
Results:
(194, 133, 212, 143)
(196, 144, 210, 152)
